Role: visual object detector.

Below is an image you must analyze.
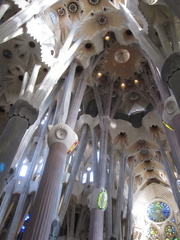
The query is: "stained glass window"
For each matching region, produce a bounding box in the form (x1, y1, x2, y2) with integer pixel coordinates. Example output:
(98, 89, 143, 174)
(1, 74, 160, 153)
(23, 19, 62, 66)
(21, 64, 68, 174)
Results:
(147, 201, 170, 222)
(165, 225, 176, 235)
(147, 227, 158, 237)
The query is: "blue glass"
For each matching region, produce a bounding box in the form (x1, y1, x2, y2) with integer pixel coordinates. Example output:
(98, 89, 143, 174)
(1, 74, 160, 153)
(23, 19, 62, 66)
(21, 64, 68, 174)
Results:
(147, 201, 170, 222)
(20, 225, 25, 232)
(0, 163, 5, 172)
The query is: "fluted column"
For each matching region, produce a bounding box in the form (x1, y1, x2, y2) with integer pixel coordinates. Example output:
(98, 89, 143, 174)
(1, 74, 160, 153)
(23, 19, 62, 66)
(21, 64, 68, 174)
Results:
(125, 165, 134, 240)
(162, 96, 180, 150)
(58, 125, 88, 227)
(106, 144, 114, 240)
(161, 52, 180, 108)
(113, 153, 126, 240)
(88, 81, 114, 240)
(157, 139, 180, 209)
(0, 100, 38, 189)
(23, 123, 78, 240)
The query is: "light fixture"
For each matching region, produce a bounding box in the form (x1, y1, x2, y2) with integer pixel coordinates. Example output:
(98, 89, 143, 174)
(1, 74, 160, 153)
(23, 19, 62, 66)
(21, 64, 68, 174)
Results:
(134, 79, 139, 84)
(121, 83, 125, 88)
(97, 72, 102, 77)
(105, 36, 110, 41)
(162, 121, 174, 131)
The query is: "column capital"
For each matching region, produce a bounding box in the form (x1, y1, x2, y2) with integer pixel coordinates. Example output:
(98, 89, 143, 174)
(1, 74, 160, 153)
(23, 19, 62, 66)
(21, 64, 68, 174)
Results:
(47, 123, 78, 152)
(162, 96, 180, 126)
(9, 99, 38, 126)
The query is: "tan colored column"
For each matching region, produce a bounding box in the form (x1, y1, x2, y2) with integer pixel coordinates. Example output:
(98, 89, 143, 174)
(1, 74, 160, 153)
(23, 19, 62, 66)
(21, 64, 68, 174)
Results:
(23, 123, 78, 240)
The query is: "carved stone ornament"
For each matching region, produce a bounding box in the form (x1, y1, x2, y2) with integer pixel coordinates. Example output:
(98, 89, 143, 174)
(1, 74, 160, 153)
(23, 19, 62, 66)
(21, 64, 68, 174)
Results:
(162, 96, 180, 125)
(161, 52, 180, 85)
(47, 123, 78, 151)
(9, 99, 38, 126)
(87, 188, 108, 211)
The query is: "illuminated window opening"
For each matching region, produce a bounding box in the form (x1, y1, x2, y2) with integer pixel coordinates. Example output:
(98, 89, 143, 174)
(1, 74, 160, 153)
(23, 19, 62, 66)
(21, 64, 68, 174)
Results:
(82, 173, 87, 184)
(19, 165, 28, 177)
(90, 172, 94, 182)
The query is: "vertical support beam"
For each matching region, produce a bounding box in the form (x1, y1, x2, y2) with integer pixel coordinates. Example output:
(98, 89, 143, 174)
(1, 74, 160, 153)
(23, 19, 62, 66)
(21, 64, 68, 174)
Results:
(88, 209, 104, 240)
(58, 125, 88, 226)
(113, 153, 126, 240)
(74, 207, 86, 239)
(88, 81, 114, 240)
(157, 139, 180, 209)
(69, 201, 75, 238)
(91, 127, 98, 189)
(153, 23, 173, 57)
(23, 123, 78, 240)
(161, 52, 180, 108)
(23, 142, 67, 240)
(106, 144, 114, 240)
(0, 100, 38, 191)
(6, 114, 49, 240)
(125, 165, 134, 240)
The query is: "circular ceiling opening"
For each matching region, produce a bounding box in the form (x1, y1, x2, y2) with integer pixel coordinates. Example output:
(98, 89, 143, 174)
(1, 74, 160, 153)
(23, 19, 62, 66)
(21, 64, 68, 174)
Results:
(114, 49, 130, 63)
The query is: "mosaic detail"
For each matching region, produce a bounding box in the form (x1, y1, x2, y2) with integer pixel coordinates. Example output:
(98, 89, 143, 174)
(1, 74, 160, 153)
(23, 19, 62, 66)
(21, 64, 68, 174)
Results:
(147, 227, 158, 237)
(147, 201, 170, 222)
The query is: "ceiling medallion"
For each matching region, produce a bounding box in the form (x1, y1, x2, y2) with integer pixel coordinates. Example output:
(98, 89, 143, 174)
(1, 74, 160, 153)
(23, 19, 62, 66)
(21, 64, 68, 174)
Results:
(57, 8, 65, 16)
(114, 49, 130, 63)
(97, 15, 107, 25)
(68, 2, 78, 13)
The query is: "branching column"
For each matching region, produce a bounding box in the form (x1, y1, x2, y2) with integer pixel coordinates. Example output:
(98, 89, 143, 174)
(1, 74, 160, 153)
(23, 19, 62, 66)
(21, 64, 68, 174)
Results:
(157, 139, 180, 209)
(23, 123, 78, 240)
(113, 153, 126, 240)
(162, 52, 180, 108)
(0, 100, 38, 190)
(88, 81, 114, 240)
(125, 165, 134, 240)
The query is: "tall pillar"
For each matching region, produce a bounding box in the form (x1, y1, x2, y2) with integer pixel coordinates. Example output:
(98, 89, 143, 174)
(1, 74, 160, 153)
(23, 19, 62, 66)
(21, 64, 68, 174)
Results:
(58, 124, 88, 227)
(113, 153, 126, 240)
(88, 81, 113, 240)
(125, 165, 134, 240)
(162, 96, 180, 150)
(157, 139, 180, 209)
(23, 123, 78, 240)
(0, 100, 38, 189)
(106, 144, 114, 240)
(161, 52, 180, 108)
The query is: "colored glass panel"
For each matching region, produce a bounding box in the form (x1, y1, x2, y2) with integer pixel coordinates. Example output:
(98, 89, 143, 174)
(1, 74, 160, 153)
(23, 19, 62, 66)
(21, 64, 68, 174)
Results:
(147, 201, 170, 222)
(147, 227, 158, 237)
(165, 225, 175, 236)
